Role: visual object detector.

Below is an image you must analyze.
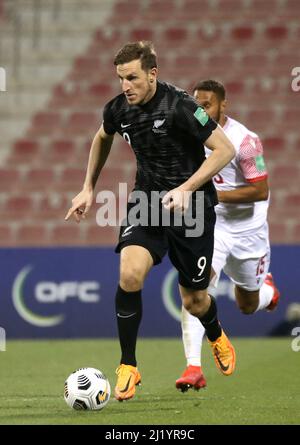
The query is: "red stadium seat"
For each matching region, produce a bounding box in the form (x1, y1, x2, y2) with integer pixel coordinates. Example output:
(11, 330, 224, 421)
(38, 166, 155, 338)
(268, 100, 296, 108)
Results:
(285, 193, 300, 209)
(37, 195, 70, 219)
(225, 81, 245, 95)
(85, 225, 119, 246)
(6, 196, 35, 219)
(23, 168, 55, 190)
(262, 137, 285, 154)
(55, 167, 87, 192)
(248, 0, 281, 12)
(129, 28, 154, 42)
(264, 25, 288, 40)
(51, 224, 83, 246)
(10, 140, 39, 162)
(0, 168, 22, 190)
(291, 223, 300, 242)
(46, 140, 76, 162)
(269, 222, 289, 243)
(144, 0, 179, 19)
(17, 224, 48, 246)
(160, 28, 188, 47)
(63, 112, 99, 136)
(82, 83, 113, 106)
(111, 0, 142, 20)
(231, 25, 255, 40)
(0, 225, 15, 246)
(176, 0, 214, 20)
(270, 166, 300, 185)
(48, 84, 81, 109)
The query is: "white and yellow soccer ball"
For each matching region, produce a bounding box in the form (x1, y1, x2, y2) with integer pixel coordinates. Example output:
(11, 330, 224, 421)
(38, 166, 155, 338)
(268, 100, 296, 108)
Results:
(64, 367, 110, 410)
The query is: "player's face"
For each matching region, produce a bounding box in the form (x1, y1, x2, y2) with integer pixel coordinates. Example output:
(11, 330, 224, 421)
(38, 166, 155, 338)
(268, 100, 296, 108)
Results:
(117, 59, 157, 105)
(193, 90, 225, 123)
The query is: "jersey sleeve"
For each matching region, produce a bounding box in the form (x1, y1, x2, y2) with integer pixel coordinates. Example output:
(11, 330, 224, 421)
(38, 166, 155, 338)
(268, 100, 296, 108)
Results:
(102, 101, 117, 135)
(173, 94, 217, 142)
(237, 134, 268, 183)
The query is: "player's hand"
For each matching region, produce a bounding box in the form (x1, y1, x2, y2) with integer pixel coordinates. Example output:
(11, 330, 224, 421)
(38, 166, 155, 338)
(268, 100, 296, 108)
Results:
(65, 188, 94, 223)
(162, 188, 192, 213)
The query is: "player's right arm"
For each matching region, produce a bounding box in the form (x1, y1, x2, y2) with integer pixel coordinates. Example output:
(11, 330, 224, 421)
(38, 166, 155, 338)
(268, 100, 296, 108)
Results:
(65, 125, 114, 222)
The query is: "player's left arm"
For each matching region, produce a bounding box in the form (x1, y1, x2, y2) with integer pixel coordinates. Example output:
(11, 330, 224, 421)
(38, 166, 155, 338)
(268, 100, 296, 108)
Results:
(217, 179, 269, 203)
(218, 134, 269, 203)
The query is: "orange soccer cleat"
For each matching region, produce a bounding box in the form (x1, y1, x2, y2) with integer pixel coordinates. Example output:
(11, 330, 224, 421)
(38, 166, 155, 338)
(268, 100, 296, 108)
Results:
(175, 365, 207, 392)
(114, 364, 141, 401)
(208, 330, 236, 376)
(265, 273, 281, 311)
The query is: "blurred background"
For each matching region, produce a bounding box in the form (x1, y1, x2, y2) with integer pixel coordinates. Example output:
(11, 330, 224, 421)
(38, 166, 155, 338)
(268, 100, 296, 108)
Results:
(0, 0, 299, 339)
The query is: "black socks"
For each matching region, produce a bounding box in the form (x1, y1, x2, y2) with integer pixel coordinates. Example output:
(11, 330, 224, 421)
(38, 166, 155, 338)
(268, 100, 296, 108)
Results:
(115, 285, 142, 367)
(198, 296, 222, 342)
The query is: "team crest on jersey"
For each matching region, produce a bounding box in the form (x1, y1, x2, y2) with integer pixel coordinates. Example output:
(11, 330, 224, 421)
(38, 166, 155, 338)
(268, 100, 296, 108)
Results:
(194, 107, 209, 126)
(255, 154, 266, 172)
(152, 118, 167, 134)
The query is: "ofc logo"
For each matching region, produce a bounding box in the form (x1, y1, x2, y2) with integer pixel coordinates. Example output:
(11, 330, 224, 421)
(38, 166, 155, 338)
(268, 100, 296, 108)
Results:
(291, 327, 300, 352)
(12, 266, 100, 327)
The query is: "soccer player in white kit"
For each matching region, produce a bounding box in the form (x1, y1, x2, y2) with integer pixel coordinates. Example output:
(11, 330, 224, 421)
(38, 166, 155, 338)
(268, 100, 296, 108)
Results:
(176, 80, 280, 391)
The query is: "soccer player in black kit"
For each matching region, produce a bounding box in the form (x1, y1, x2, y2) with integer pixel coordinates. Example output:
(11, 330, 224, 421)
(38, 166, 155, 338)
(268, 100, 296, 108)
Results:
(65, 41, 236, 401)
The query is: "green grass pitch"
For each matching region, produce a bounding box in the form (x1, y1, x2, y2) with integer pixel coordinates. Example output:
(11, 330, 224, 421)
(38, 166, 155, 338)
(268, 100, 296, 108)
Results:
(0, 338, 299, 425)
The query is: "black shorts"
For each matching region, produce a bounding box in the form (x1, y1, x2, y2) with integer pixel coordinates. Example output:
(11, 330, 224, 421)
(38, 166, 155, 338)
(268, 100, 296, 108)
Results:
(115, 204, 216, 290)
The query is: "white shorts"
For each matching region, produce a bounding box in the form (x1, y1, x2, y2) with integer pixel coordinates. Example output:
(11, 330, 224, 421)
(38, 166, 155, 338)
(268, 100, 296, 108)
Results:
(208, 222, 270, 293)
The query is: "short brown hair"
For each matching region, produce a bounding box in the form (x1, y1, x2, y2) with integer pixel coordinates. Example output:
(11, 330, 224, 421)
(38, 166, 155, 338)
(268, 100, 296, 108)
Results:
(193, 79, 226, 101)
(114, 41, 157, 71)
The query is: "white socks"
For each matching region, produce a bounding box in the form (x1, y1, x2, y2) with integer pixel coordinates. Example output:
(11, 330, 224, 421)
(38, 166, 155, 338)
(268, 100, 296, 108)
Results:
(181, 306, 205, 367)
(255, 281, 274, 311)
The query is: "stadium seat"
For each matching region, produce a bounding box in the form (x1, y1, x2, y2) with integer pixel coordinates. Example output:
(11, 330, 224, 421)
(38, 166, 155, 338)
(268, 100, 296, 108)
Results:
(291, 223, 300, 242)
(85, 224, 119, 246)
(46, 140, 77, 162)
(0, 225, 15, 246)
(6, 196, 35, 219)
(10, 140, 39, 163)
(176, 0, 214, 20)
(231, 25, 255, 40)
(51, 224, 83, 246)
(268, 222, 288, 243)
(55, 167, 87, 192)
(144, 0, 179, 20)
(84, 83, 113, 105)
(23, 168, 55, 190)
(0, 168, 22, 191)
(110, 0, 143, 22)
(63, 112, 99, 136)
(37, 195, 70, 219)
(129, 28, 154, 42)
(264, 25, 288, 40)
(17, 224, 48, 246)
(262, 137, 285, 155)
(48, 84, 80, 109)
(270, 166, 300, 185)
(162, 28, 189, 47)
(225, 81, 245, 95)
(27, 112, 62, 137)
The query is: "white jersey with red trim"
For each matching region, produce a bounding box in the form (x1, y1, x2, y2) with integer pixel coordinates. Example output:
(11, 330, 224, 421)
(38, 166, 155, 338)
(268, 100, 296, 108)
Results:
(205, 116, 269, 234)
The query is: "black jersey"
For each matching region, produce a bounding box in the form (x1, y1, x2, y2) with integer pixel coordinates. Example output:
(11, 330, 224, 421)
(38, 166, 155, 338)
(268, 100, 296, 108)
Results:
(103, 80, 218, 207)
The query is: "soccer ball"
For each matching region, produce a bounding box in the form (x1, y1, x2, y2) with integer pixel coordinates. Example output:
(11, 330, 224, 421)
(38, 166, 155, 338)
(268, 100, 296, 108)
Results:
(64, 367, 110, 411)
